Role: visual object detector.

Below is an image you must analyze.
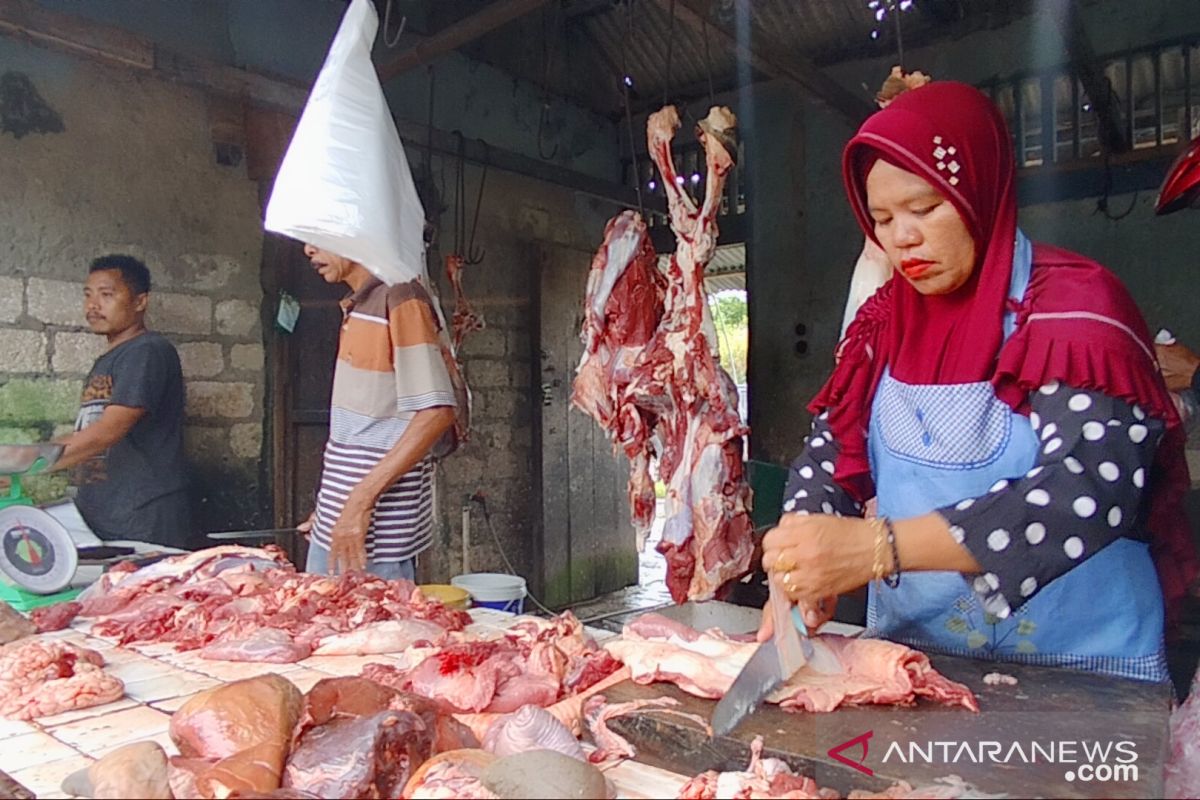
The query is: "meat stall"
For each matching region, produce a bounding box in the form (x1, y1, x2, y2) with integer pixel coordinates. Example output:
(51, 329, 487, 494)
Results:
(1, 543, 1178, 800)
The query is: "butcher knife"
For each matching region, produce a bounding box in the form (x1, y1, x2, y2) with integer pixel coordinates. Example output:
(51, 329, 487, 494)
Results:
(710, 579, 839, 736)
(206, 527, 301, 541)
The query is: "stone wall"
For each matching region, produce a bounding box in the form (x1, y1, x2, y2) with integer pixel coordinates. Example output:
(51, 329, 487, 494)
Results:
(418, 159, 616, 586)
(0, 37, 268, 530)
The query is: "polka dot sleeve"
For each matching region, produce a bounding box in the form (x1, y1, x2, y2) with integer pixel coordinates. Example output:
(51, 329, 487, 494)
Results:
(780, 413, 865, 518)
(938, 383, 1162, 619)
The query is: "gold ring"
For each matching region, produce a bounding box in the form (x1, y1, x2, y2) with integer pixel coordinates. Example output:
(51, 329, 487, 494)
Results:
(774, 558, 796, 574)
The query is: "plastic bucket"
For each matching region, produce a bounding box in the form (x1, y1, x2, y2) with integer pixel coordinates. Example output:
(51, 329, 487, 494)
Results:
(418, 584, 471, 610)
(451, 573, 526, 614)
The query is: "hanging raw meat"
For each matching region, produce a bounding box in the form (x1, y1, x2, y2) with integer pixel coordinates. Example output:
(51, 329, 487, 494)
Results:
(572, 106, 753, 602)
(447, 254, 485, 351)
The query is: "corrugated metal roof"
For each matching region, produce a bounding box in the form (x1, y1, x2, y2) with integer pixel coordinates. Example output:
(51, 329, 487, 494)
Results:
(470, 0, 1034, 117)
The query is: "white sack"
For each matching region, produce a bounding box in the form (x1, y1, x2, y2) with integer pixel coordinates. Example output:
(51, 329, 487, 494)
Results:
(264, 0, 426, 285)
(839, 237, 893, 338)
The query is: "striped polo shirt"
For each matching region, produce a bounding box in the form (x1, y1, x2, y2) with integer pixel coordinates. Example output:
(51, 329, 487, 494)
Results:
(311, 277, 457, 562)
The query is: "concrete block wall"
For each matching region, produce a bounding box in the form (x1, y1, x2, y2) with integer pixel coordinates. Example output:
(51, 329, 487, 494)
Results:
(419, 160, 614, 584)
(0, 37, 268, 530)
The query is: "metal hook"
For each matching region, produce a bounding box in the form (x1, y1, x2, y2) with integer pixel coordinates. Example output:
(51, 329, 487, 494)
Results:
(463, 142, 488, 265)
(383, 0, 408, 48)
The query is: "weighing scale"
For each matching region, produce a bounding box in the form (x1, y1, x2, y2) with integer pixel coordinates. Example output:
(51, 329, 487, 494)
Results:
(0, 444, 82, 610)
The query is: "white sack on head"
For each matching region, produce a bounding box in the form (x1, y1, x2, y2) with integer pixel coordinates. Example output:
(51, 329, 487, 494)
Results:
(840, 237, 893, 338)
(264, 0, 426, 285)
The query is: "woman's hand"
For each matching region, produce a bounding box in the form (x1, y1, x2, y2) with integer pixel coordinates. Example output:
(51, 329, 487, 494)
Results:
(761, 514, 876, 605)
(756, 594, 836, 642)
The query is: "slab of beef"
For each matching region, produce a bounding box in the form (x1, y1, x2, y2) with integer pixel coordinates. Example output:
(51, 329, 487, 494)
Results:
(678, 736, 839, 799)
(1167, 664, 1200, 799)
(79, 545, 468, 661)
(606, 613, 979, 713)
(295, 676, 477, 754)
(0, 639, 123, 719)
(283, 709, 431, 799)
(572, 106, 752, 603)
(169, 674, 303, 798)
(403, 749, 499, 799)
(62, 741, 171, 799)
(0, 600, 35, 644)
(361, 611, 621, 716)
(30, 600, 80, 633)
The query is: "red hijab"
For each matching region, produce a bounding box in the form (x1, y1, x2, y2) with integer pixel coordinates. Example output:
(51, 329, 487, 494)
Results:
(814, 82, 1198, 629)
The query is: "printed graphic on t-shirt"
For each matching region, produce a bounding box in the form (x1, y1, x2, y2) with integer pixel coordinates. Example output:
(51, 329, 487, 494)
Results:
(75, 374, 112, 484)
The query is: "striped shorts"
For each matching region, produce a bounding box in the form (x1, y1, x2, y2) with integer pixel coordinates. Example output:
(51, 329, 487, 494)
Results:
(310, 439, 435, 563)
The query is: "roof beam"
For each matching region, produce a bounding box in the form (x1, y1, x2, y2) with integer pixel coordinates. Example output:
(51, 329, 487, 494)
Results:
(0, 0, 654, 212)
(378, 0, 557, 82)
(646, 0, 873, 125)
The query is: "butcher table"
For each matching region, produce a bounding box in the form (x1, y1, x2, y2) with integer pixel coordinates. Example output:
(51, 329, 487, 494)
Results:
(602, 649, 1173, 798)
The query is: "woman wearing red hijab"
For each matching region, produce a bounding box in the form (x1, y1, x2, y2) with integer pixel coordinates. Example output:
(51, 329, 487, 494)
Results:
(762, 82, 1197, 681)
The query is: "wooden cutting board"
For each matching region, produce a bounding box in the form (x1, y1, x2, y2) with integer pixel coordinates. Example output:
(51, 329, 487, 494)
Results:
(600, 652, 1171, 798)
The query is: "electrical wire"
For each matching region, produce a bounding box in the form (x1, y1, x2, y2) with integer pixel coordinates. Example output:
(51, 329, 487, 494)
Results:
(623, 0, 646, 217)
(470, 493, 557, 616)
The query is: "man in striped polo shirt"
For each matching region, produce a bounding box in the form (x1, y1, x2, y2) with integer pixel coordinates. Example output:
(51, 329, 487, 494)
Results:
(297, 244, 457, 579)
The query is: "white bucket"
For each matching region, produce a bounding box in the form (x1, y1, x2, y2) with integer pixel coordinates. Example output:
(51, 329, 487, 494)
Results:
(451, 573, 527, 614)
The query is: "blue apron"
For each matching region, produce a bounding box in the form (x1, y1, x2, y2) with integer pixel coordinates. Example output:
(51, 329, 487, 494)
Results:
(865, 232, 1168, 682)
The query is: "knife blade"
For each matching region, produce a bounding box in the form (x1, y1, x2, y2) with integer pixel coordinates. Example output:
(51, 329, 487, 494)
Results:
(711, 577, 807, 737)
(206, 528, 301, 541)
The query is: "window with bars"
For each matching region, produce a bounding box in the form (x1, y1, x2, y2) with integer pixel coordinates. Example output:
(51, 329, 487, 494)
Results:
(987, 40, 1200, 169)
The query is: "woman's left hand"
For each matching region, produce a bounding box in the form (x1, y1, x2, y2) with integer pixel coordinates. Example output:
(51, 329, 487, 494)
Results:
(762, 513, 876, 605)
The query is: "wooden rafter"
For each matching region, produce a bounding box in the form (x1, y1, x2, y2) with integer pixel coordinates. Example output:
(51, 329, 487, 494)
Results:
(377, 0, 557, 82)
(0, 0, 655, 211)
(647, 0, 874, 125)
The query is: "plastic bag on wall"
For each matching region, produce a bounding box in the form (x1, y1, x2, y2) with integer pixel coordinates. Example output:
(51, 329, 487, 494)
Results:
(264, 0, 426, 286)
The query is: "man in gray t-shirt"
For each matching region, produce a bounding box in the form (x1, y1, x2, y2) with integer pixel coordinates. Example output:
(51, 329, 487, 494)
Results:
(53, 255, 196, 549)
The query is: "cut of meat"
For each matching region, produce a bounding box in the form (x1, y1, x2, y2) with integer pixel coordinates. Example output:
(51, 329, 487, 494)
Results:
(30, 600, 81, 633)
(446, 254, 485, 352)
(572, 106, 752, 603)
(362, 611, 619, 717)
(169, 674, 303, 797)
(295, 676, 478, 755)
(584, 694, 711, 764)
(677, 736, 839, 799)
(200, 629, 312, 663)
(0, 600, 35, 644)
(76, 546, 470, 661)
(312, 619, 447, 655)
(0, 639, 123, 720)
(403, 750, 499, 800)
(606, 614, 979, 713)
(283, 710, 432, 799)
(482, 705, 585, 761)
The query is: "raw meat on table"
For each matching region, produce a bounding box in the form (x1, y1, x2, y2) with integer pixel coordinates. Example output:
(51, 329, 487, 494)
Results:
(294, 676, 477, 755)
(572, 105, 753, 603)
(361, 611, 623, 715)
(30, 600, 81, 632)
(76, 545, 468, 661)
(584, 693, 711, 764)
(606, 613, 978, 713)
(677, 736, 838, 799)
(0, 638, 123, 720)
(482, 704, 585, 761)
(168, 674, 303, 798)
(283, 709, 431, 799)
(0, 599, 35, 644)
(403, 749, 499, 799)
